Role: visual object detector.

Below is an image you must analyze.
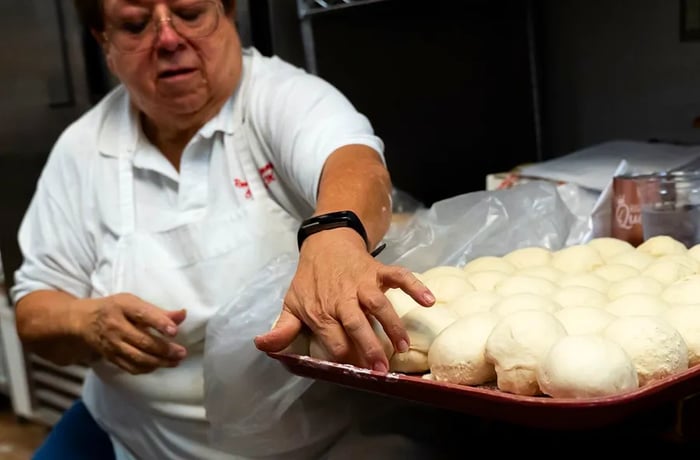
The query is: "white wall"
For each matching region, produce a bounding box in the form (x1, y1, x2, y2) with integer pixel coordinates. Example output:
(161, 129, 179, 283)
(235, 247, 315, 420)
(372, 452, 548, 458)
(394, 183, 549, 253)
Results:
(541, 0, 700, 157)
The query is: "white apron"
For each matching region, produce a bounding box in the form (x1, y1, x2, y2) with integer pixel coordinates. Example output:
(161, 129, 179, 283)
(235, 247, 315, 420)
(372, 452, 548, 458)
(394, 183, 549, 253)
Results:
(81, 65, 349, 460)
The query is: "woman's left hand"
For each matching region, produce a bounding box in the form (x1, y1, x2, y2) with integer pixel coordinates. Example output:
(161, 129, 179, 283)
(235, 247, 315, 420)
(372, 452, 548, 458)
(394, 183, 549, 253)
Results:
(254, 228, 435, 372)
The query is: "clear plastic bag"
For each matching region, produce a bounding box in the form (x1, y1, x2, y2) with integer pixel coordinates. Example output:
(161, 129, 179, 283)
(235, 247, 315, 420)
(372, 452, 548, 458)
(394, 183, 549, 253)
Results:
(377, 181, 576, 271)
(203, 180, 577, 451)
(203, 253, 314, 438)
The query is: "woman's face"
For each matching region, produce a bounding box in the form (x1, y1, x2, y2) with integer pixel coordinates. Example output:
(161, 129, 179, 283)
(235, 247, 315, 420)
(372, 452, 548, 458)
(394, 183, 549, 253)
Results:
(101, 0, 241, 123)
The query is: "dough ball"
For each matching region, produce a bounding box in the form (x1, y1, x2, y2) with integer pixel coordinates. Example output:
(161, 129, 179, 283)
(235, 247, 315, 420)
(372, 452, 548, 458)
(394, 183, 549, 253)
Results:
(465, 270, 509, 292)
(604, 293, 669, 317)
(637, 235, 688, 257)
(642, 259, 696, 285)
(552, 286, 608, 309)
(423, 275, 475, 304)
(272, 311, 311, 356)
(689, 244, 700, 264)
(603, 315, 689, 386)
(502, 246, 552, 269)
(537, 335, 639, 399)
(607, 250, 656, 271)
(586, 237, 635, 261)
(371, 317, 396, 361)
(385, 288, 422, 318)
(422, 265, 469, 281)
(495, 275, 557, 297)
(462, 256, 516, 275)
(558, 273, 609, 293)
(490, 293, 561, 318)
(656, 255, 700, 274)
(309, 335, 368, 367)
(516, 266, 565, 283)
(309, 334, 332, 361)
(389, 305, 458, 373)
(389, 350, 430, 374)
(551, 244, 605, 274)
(446, 291, 502, 317)
(555, 307, 617, 336)
(593, 264, 640, 283)
(662, 304, 700, 366)
(428, 312, 500, 385)
(607, 276, 664, 300)
(484, 310, 567, 396)
(400, 305, 459, 353)
(281, 331, 311, 356)
(661, 275, 700, 304)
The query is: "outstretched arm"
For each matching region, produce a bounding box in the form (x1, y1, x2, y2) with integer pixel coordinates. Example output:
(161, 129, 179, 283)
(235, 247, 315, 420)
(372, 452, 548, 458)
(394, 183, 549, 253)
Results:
(254, 145, 435, 372)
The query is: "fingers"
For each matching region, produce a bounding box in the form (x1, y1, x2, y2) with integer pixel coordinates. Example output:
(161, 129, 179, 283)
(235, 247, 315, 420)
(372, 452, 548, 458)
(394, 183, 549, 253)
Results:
(165, 309, 187, 325)
(380, 266, 435, 307)
(358, 286, 409, 355)
(308, 315, 360, 367)
(110, 341, 180, 375)
(121, 322, 187, 361)
(335, 304, 388, 372)
(254, 309, 302, 352)
(119, 295, 182, 337)
(90, 295, 188, 374)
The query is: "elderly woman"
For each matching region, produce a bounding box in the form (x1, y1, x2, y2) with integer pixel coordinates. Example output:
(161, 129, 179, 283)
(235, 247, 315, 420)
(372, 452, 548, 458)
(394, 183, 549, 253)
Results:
(12, 0, 436, 458)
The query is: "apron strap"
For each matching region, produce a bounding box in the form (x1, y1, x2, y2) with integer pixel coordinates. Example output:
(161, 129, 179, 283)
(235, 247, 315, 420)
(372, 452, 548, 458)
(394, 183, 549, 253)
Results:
(223, 55, 268, 200)
(118, 119, 137, 236)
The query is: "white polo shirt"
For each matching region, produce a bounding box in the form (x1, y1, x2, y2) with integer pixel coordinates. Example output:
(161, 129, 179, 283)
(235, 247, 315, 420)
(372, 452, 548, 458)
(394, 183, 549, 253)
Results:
(11, 47, 384, 304)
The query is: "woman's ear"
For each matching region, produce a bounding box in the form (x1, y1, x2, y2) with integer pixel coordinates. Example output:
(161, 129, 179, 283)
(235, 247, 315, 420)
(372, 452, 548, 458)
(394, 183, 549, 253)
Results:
(90, 28, 107, 51)
(91, 28, 116, 73)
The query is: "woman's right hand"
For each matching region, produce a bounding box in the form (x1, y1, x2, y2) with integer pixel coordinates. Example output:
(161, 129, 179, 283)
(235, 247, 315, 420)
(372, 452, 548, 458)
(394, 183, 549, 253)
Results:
(74, 293, 188, 375)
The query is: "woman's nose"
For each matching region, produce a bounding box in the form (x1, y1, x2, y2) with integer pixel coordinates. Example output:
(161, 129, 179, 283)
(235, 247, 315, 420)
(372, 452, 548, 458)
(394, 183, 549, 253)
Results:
(154, 17, 184, 51)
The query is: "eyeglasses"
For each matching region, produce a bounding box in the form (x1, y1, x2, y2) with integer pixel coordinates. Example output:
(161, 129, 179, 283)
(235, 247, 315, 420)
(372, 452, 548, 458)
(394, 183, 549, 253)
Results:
(104, 1, 223, 53)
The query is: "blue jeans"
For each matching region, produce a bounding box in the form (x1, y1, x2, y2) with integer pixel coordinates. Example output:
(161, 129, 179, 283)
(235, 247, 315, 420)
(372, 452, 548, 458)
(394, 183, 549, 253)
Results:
(33, 399, 115, 460)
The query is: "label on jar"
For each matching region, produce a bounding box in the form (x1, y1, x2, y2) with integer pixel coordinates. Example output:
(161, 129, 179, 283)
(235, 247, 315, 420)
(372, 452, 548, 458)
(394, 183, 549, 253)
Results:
(612, 174, 646, 246)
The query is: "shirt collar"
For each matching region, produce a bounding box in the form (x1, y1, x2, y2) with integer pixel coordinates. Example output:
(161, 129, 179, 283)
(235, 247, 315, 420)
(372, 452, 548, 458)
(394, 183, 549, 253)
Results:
(97, 84, 237, 160)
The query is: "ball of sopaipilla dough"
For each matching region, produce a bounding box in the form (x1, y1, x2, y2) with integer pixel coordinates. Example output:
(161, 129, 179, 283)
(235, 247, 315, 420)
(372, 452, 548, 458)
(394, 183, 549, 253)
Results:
(586, 237, 635, 261)
(485, 310, 567, 396)
(550, 244, 605, 274)
(555, 307, 617, 336)
(537, 335, 639, 399)
(502, 246, 552, 269)
(428, 312, 500, 385)
(603, 315, 688, 386)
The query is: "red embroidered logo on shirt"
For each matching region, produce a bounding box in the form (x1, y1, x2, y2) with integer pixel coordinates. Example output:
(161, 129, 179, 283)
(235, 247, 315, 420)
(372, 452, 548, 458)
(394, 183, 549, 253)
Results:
(233, 178, 252, 199)
(233, 163, 275, 199)
(259, 163, 276, 186)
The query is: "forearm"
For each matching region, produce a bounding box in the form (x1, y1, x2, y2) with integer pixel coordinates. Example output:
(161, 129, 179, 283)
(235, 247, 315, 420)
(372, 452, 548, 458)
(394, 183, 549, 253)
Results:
(15, 290, 96, 366)
(314, 145, 393, 249)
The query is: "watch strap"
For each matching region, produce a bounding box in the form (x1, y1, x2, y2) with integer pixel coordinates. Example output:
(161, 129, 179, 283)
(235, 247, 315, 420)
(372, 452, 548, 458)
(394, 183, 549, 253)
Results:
(297, 210, 385, 257)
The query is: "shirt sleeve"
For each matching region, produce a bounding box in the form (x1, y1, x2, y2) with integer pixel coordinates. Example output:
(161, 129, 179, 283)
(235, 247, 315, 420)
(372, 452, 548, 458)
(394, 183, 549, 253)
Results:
(10, 129, 96, 304)
(249, 55, 385, 208)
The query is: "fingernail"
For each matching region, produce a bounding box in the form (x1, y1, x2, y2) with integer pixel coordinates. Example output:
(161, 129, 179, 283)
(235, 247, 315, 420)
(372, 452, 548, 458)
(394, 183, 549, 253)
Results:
(423, 292, 436, 304)
(397, 339, 409, 353)
(373, 362, 388, 373)
(170, 348, 186, 359)
(166, 326, 177, 336)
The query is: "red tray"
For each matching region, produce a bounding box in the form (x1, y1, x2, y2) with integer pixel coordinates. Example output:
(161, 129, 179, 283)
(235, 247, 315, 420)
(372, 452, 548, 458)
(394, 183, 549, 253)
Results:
(268, 352, 700, 430)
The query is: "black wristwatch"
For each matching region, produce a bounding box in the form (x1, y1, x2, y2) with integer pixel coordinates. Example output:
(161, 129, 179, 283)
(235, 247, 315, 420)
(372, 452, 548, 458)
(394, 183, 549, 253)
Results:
(297, 210, 386, 257)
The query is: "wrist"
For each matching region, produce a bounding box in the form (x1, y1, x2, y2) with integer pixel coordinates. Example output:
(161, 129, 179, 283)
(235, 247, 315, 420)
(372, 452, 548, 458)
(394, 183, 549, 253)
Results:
(301, 226, 368, 253)
(65, 298, 90, 340)
(298, 210, 370, 251)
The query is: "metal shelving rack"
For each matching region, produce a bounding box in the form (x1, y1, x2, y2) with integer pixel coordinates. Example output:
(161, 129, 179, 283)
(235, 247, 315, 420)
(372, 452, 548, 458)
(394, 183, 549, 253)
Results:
(295, 0, 392, 75)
